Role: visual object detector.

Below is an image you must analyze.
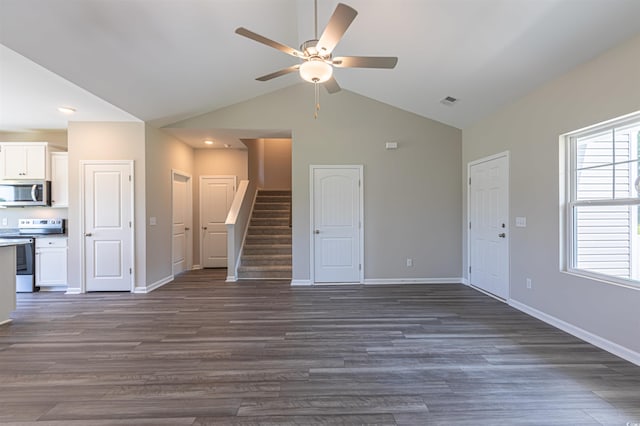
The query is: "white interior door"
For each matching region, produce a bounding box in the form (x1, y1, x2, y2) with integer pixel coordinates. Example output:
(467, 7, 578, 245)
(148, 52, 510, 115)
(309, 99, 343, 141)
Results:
(469, 154, 509, 299)
(172, 171, 192, 275)
(82, 161, 133, 292)
(200, 176, 235, 268)
(312, 166, 362, 283)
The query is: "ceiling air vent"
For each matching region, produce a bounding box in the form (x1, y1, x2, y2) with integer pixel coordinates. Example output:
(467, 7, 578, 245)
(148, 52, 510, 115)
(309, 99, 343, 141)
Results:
(440, 96, 458, 106)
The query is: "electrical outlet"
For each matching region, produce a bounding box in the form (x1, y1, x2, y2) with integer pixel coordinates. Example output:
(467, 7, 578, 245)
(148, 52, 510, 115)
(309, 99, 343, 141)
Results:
(526, 278, 532, 289)
(406, 258, 413, 267)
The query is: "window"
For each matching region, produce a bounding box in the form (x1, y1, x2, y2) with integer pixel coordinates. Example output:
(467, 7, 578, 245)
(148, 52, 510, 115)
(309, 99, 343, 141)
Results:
(566, 113, 640, 286)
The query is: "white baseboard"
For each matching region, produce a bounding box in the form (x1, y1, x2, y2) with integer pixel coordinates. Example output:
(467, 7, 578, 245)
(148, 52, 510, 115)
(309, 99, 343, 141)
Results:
(364, 277, 464, 285)
(509, 299, 640, 367)
(65, 287, 82, 295)
(38, 286, 67, 292)
(226, 275, 237, 282)
(0, 319, 12, 326)
(291, 278, 465, 286)
(191, 264, 202, 270)
(460, 277, 470, 285)
(134, 275, 173, 294)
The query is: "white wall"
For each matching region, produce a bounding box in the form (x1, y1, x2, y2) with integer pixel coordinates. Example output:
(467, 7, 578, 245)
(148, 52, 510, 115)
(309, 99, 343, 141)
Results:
(145, 124, 195, 287)
(263, 138, 292, 190)
(462, 34, 640, 355)
(242, 138, 292, 190)
(67, 121, 146, 291)
(170, 85, 462, 282)
(0, 130, 67, 148)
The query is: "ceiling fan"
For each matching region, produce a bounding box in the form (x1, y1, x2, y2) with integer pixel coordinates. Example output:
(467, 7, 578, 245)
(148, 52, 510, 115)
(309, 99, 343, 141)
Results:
(235, 1, 398, 116)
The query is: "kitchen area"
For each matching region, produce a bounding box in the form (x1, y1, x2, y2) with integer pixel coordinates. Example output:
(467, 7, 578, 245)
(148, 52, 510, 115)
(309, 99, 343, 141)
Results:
(0, 140, 68, 323)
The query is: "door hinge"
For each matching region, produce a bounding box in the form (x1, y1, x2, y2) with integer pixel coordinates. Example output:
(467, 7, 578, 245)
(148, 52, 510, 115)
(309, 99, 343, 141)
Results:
(469, 222, 471, 229)
(129, 175, 132, 182)
(469, 266, 471, 274)
(359, 264, 362, 271)
(129, 221, 132, 228)
(358, 180, 361, 188)
(129, 268, 132, 274)
(469, 177, 471, 185)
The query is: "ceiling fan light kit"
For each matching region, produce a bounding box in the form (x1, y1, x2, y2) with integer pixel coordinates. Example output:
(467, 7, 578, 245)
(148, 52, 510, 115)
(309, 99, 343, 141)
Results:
(299, 59, 333, 83)
(235, 1, 398, 118)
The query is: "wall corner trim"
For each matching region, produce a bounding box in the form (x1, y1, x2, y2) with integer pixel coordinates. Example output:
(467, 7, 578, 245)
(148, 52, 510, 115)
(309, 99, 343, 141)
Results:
(135, 275, 173, 294)
(509, 299, 640, 367)
(226, 276, 238, 282)
(291, 280, 312, 286)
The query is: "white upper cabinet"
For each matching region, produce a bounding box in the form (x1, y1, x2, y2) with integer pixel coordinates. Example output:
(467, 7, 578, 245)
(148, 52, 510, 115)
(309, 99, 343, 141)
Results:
(0, 143, 47, 179)
(50, 152, 69, 208)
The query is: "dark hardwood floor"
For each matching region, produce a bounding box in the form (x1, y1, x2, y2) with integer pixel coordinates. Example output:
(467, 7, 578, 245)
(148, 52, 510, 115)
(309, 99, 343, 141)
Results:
(0, 269, 639, 425)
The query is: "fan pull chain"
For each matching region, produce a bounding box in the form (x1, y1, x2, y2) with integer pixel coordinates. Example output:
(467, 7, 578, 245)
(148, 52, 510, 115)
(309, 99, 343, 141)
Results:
(314, 81, 320, 119)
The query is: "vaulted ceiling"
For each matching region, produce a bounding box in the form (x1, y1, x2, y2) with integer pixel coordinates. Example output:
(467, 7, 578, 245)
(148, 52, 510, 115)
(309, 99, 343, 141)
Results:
(1, 0, 640, 138)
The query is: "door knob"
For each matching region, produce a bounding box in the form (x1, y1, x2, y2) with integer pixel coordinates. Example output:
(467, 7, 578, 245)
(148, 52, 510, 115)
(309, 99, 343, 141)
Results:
(185, 227, 190, 231)
(314, 230, 320, 234)
(202, 227, 207, 230)
(498, 233, 506, 238)
(85, 232, 92, 237)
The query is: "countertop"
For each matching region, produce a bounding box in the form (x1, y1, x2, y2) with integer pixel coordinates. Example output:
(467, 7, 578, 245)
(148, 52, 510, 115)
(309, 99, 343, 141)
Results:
(0, 239, 31, 247)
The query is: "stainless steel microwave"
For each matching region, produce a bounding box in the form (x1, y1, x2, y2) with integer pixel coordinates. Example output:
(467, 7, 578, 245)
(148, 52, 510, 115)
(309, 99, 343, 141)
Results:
(0, 180, 51, 207)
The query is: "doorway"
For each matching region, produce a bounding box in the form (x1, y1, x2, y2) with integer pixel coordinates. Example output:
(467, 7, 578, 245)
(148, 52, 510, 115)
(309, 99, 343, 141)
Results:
(80, 160, 134, 292)
(468, 152, 509, 299)
(310, 165, 363, 283)
(172, 170, 193, 275)
(200, 175, 236, 268)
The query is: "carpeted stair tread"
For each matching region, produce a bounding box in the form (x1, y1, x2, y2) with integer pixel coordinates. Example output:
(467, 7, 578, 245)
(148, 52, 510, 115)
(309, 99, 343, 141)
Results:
(247, 226, 292, 235)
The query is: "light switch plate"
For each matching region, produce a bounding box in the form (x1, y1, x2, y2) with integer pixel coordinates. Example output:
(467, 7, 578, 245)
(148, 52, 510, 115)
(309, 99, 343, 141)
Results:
(149, 217, 157, 226)
(515, 217, 527, 227)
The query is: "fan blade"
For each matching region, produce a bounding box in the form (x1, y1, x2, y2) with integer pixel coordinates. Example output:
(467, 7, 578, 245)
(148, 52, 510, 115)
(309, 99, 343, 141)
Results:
(316, 3, 358, 55)
(256, 65, 300, 82)
(332, 56, 398, 69)
(323, 76, 341, 94)
(235, 27, 305, 58)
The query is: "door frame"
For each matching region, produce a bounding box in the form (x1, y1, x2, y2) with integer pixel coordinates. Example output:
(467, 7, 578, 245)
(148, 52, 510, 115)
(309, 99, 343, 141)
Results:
(309, 165, 364, 285)
(171, 169, 193, 275)
(466, 151, 510, 301)
(199, 175, 237, 268)
(79, 160, 135, 293)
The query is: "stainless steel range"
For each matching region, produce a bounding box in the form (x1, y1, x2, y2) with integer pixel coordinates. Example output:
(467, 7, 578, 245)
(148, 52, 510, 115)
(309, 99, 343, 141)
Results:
(0, 218, 65, 292)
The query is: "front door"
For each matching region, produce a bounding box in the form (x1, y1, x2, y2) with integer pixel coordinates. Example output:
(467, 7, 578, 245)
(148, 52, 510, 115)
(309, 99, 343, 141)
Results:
(469, 154, 509, 299)
(311, 166, 363, 283)
(82, 161, 133, 292)
(172, 170, 192, 275)
(200, 176, 235, 268)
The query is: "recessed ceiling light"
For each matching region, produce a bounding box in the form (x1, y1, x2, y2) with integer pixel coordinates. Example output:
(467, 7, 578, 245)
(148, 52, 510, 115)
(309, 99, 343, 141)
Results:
(204, 140, 214, 145)
(58, 106, 76, 114)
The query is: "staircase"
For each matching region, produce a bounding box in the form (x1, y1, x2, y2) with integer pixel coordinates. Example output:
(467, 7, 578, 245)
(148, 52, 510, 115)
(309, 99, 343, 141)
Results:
(237, 190, 292, 280)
